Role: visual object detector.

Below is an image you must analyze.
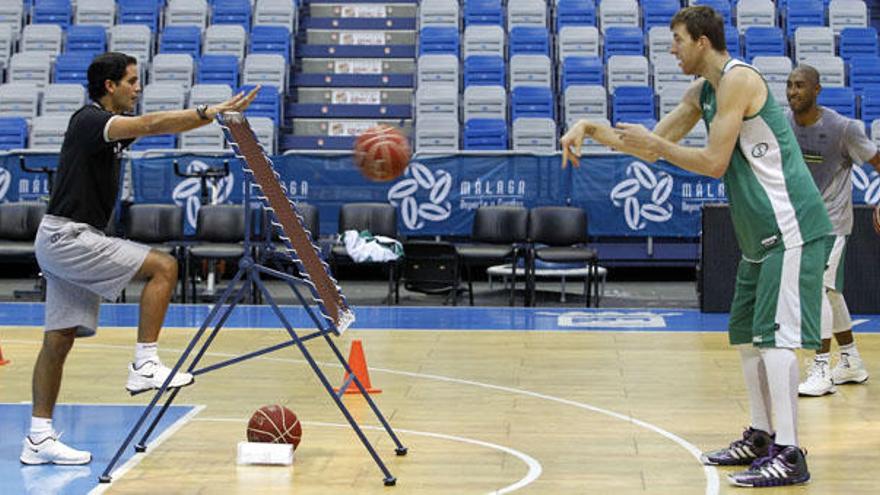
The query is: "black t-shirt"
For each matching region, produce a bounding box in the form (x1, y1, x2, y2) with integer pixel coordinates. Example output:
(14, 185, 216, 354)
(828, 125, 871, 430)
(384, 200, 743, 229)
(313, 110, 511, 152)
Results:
(47, 104, 135, 229)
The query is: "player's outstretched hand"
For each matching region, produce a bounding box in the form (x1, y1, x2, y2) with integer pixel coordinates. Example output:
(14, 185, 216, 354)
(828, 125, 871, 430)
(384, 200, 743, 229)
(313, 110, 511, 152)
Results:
(207, 85, 262, 119)
(560, 120, 593, 169)
(614, 123, 655, 153)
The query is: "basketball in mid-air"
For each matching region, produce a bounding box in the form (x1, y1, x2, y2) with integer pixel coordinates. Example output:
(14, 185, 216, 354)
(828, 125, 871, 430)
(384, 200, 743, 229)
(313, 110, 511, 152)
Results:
(353, 125, 411, 182)
(246, 404, 302, 449)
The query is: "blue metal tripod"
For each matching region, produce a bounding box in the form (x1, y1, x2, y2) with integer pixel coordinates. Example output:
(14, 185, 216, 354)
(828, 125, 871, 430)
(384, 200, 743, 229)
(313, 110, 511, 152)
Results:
(99, 173, 407, 486)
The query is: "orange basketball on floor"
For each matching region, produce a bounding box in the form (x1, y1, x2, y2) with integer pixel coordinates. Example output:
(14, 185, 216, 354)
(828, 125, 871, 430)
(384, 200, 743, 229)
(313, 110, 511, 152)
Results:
(353, 125, 411, 182)
(247, 405, 302, 448)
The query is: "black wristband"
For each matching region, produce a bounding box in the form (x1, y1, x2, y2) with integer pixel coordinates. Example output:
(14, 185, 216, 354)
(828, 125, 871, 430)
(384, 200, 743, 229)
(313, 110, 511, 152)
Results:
(196, 104, 210, 121)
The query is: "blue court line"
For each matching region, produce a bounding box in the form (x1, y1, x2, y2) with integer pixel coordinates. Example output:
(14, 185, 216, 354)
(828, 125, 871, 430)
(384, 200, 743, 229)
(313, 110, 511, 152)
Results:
(0, 403, 195, 495)
(1, 302, 879, 333)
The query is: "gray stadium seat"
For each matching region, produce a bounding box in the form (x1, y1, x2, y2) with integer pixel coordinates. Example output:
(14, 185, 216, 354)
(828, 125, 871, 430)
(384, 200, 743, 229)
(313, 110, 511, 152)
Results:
(142, 83, 187, 113)
(419, 0, 459, 28)
(564, 85, 607, 128)
(512, 117, 557, 152)
(415, 116, 459, 152)
(607, 55, 649, 92)
(829, 0, 868, 35)
(464, 85, 507, 121)
(508, 0, 547, 29)
(21, 24, 62, 59)
(8, 53, 52, 89)
(416, 85, 459, 122)
(150, 53, 196, 90)
(203, 24, 247, 58)
(737, 0, 776, 34)
(109, 24, 152, 63)
(254, 0, 297, 30)
(180, 121, 225, 149)
(30, 115, 71, 151)
(599, 0, 639, 33)
(0, 83, 40, 119)
(41, 84, 86, 116)
(794, 27, 835, 61)
(190, 84, 234, 108)
(510, 54, 552, 88)
(242, 54, 287, 92)
(557, 26, 600, 61)
(75, 0, 116, 28)
(165, 0, 209, 29)
(417, 54, 459, 89)
(463, 25, 505, 59)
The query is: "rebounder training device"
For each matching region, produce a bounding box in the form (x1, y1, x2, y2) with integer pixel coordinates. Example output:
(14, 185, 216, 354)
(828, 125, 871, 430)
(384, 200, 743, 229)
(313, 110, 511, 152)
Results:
(100, 112, 407, 485)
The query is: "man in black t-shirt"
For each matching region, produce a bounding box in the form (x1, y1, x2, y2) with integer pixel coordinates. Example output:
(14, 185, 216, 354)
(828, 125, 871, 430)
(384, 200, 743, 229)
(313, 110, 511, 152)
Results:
(20, 52, 259, 466)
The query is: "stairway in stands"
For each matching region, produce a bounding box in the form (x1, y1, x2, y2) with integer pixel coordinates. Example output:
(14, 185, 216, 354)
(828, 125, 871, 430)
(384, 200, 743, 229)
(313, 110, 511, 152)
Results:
(282, 0, 417, 151)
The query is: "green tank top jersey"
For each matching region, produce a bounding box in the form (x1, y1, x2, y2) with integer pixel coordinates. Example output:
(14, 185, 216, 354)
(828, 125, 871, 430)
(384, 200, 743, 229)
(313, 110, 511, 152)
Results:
(700, 59, 831, 261)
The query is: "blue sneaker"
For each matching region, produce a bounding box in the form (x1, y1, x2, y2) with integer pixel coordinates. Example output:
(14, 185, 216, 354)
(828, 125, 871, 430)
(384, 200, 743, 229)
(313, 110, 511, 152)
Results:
(727, 445, 811, 488)
(700, 427, 774, 466)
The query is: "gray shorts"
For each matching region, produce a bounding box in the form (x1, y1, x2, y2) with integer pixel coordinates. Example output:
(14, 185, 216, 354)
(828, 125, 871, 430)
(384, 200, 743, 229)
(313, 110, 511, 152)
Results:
(35, 215, 150, 337)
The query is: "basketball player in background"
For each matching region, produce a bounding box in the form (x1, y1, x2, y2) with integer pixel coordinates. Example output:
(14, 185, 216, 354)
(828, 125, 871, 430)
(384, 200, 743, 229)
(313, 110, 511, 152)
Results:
(21, 52, 258, 465)
(560, 6, 827, 487)
(786, 64, 878, 396)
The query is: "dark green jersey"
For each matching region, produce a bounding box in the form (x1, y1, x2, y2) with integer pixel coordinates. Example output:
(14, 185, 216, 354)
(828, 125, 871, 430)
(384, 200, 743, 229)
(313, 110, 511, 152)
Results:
(700, 59, 831, 260)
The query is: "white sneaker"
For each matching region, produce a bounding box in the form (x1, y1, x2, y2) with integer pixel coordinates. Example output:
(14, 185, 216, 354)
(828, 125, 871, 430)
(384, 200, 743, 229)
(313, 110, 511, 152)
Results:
(125, 359, 194, 394)
(832, 352, 870, 385)
(20, 433, 91, 465)
(798, 359, 837, 397)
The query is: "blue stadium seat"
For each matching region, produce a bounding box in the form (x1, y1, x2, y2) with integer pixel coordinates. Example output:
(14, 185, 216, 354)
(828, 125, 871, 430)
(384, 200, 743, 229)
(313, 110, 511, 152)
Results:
(643, 0, 679, 30)
(32, 0, 71, 29)
(694, 0, 732, 25)
(160, 26, 202, 58)
(464, 0, 504, 27)
(118, 0, 162, 32)
(744, 27, 784, 62)
(197, 55, 240, 87)
(850, 56, 880, 95)
(211, 0, 252, 28)
(612, 86, 655, 124)
(604, 26, 644, 61)
(861, 86, 880, 125)
(817, 87, 856, 118)
(241, 85, 281, 125)
(54, 53, 92, 86)
(463, 119, 508, 150)
(555, 0, 596, 31)
(725, 25, 741, 57)
(249, 25, 292, 63)
(510, 86, 554, 120)
(0, 117, 28, 150)
(419, 27, 460, 56)
(561, 56, 603, 89)
(509, 26, 550, 57)
(464, 55, 506, 87)
(66, 25, 106, 57)
(839, 27, 879, 62)
(131, 135, 177, 151)
(784, 0, 824, 37)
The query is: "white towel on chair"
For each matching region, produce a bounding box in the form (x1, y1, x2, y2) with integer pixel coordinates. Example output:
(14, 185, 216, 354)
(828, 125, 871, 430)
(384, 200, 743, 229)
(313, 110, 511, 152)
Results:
(342, 230, 403, 262)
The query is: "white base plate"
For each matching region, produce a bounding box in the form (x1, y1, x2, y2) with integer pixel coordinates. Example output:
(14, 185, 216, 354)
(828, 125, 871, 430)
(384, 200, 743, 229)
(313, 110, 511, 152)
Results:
(236, 441, 294, 465)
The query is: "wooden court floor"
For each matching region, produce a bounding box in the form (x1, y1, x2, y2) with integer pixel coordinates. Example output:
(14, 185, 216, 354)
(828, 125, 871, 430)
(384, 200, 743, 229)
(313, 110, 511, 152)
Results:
(1, 325, 878, 494)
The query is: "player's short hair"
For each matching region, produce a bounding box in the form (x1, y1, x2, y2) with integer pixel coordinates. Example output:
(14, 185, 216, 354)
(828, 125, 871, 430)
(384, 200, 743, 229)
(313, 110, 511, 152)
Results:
(87, 52, 138, 102)
(791, 64, 821, 88)
(670, 6, 727, 52)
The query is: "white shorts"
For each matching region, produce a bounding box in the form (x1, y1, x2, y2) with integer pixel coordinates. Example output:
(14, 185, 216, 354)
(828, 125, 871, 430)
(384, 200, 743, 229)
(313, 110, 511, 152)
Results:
(35, 215, 150, 337)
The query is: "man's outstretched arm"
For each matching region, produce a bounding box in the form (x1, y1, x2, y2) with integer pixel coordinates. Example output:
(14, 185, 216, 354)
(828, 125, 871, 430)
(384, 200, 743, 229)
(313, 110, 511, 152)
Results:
(616, 68, 760, 179)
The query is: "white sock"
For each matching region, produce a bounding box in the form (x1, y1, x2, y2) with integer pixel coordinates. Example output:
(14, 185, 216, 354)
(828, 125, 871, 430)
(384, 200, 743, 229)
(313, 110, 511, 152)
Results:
(839, 342, 860, 359)
(814, 352, 830, 364)
(760, 348, 799, 447)
(134, 342, 159, 368)
(739, 346, 773, 434)
(30, 416, 54, 442)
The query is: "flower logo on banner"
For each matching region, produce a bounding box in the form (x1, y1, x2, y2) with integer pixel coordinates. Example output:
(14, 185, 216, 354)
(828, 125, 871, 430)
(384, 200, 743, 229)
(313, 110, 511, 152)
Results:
(0, 167, 10, 202)
(852, 166, 880, 205)
(172, 160, 235, 229)
(609, 161, 674, 230)
(387, 161, 452, 230)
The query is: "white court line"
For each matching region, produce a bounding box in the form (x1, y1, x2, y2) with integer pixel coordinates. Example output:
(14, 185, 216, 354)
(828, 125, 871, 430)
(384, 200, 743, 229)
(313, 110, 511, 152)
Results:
(87, 404, 206, 495)
(196, 417, 542, 495)
(6, 338, 719, 495)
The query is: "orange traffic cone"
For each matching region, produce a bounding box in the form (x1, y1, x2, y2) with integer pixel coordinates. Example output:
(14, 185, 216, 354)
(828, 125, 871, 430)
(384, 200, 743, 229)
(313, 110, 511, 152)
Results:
(334, 339, 381, 395)
(0, 341, 9, 366)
